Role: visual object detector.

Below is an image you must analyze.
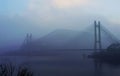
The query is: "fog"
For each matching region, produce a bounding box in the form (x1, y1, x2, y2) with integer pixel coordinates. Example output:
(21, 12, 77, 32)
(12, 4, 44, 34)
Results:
(1, 0, 120, 52)
(1, 1, 120, 76)
(0, 15, 120, 51)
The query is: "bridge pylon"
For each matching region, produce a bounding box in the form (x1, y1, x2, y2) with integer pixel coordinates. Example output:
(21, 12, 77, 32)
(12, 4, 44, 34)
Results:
(23, 33, 32, 46)
(94, 21, 102, 52)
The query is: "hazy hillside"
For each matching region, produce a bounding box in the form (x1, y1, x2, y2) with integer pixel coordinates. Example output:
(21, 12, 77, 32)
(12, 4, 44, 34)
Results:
(20, 29, 114, 51)
(20, 29, 97, 51)
(2, 29, 115, 56)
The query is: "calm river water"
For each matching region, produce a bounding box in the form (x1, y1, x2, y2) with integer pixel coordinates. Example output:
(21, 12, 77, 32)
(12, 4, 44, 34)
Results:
(0, 51, 120, 76)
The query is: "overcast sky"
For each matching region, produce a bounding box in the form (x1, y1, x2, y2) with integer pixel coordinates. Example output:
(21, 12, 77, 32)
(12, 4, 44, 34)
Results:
(0, 0, 120, 49)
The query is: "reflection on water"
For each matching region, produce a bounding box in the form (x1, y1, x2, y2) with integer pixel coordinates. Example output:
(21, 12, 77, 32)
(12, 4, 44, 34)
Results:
(94, 59, 103, 76)
(0, 51, 120, 76)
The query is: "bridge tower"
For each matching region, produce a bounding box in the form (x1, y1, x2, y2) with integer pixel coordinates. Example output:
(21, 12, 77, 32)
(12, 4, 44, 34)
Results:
(94, 21, 102, 52)
(23, 33, 32, 46)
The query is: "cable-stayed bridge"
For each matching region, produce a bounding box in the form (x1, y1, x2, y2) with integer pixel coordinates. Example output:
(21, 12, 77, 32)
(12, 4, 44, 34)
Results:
(93, 21, 119, 52)
(21, 21, 119, 52)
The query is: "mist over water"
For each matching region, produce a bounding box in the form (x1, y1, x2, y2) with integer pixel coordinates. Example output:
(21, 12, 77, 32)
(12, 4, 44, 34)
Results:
(0, 16, 120, 76)
(1, 0, 120, 76)
(0, 51, 120, 76)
